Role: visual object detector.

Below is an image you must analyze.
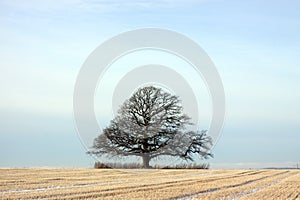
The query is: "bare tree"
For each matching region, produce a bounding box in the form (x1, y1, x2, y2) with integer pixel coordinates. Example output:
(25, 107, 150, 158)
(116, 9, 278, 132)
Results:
(88, 86, 213, 168)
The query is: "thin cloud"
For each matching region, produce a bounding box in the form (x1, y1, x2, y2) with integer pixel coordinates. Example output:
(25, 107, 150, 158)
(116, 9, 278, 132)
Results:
(0, 0, 205, 12)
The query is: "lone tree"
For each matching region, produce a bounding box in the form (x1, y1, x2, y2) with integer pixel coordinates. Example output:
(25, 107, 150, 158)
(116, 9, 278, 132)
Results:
(88, 86, 213, 168)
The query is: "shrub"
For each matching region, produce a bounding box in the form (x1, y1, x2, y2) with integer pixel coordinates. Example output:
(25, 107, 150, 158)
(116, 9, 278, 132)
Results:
(94, 162, 209, 169)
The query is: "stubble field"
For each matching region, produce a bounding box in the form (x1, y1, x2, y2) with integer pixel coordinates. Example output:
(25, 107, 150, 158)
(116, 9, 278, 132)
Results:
(1, 168, 299, 199)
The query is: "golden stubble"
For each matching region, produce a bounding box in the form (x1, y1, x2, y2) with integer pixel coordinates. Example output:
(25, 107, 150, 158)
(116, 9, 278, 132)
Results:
(1, 168, 299, 199)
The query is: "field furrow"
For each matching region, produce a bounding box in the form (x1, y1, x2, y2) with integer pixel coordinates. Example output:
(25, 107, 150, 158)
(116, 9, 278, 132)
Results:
(193, 170, 298, 199)
(1, 168, 299, 200)
(239, 171, 300, 200)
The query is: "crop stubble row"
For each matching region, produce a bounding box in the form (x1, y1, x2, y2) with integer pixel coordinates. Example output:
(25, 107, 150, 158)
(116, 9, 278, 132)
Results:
(0, 168, 299, 199)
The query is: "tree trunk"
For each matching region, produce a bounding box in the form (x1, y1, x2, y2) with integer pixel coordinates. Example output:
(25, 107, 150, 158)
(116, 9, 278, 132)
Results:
(142, 155, 150, 168)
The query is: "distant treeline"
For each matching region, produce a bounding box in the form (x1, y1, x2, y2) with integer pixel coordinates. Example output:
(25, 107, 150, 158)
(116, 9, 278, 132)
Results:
(94, 162, 210, 169)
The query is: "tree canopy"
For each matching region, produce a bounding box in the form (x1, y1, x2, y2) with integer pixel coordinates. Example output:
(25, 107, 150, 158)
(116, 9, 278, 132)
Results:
(88, 86, 213, 168)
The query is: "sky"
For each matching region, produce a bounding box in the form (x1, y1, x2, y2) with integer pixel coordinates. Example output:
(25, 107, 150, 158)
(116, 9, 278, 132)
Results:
(0, 0, 299, 169)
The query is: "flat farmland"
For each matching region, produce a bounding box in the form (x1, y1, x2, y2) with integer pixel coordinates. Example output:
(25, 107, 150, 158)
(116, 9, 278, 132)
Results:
(1, 168, 299, 199)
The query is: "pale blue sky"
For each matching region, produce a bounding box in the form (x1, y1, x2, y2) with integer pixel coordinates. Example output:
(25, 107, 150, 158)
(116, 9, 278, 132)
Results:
(0, 0, 299, 168)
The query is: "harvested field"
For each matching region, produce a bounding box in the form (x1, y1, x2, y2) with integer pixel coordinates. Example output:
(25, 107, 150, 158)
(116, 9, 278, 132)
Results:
(0, 168, 299, 199)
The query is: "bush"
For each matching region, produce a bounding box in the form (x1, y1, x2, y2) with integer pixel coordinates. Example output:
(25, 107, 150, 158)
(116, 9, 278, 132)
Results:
(94, 162, 112, 169)
(160, 163, 210, 169)
(94, 162, 209, 169)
